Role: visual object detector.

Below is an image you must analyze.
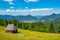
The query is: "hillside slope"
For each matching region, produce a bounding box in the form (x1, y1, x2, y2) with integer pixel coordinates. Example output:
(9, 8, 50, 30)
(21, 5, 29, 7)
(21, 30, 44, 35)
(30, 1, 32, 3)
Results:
(0, 26, 60, 40)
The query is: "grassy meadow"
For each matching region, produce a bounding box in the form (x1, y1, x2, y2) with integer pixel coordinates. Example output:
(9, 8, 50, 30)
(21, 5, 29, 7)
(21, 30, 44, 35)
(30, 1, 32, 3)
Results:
(0, 26, 60, 40)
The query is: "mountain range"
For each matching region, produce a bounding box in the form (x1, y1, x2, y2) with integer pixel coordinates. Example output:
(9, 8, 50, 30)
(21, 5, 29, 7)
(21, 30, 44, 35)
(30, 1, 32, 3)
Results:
(0, 13, 60, 22)
(0, 15, 38, 21)
(40, 13, 60, 21)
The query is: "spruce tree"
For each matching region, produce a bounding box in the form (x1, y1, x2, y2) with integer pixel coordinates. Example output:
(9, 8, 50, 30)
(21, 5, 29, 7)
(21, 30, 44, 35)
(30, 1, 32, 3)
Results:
(48, 21, 56, 33)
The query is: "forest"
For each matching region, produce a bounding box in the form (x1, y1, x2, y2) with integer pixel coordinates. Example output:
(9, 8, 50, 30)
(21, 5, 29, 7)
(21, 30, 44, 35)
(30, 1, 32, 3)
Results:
(0, 18, 60, 33)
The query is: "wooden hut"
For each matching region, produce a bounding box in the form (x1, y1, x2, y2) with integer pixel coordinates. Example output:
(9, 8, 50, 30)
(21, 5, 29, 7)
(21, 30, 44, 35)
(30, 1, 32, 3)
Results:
(5, 24, 17, 33)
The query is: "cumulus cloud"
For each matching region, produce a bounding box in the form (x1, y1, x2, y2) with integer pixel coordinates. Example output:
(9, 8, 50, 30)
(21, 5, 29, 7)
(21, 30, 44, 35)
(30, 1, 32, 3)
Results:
(29, 8, 53, 11)
(24, 0, 39, 3)
(25, 7, 28, 9)
(6, 9, 11, 12)
(4, 0, 13, 2)
(0, 8, 59, 16)
(10, 6, 14, 9)
(6, 8, 53, 13)
(3, 0, 14, 5)
(9, 2, 14, 4)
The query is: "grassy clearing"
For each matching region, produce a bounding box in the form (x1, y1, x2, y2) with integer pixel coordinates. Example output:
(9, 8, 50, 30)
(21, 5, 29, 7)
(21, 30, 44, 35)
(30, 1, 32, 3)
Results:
(0, 26, 60, 40)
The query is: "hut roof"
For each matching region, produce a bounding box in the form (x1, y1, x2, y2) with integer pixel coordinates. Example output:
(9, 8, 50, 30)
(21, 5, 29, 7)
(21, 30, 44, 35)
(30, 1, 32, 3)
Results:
(6, 24, 17, 31)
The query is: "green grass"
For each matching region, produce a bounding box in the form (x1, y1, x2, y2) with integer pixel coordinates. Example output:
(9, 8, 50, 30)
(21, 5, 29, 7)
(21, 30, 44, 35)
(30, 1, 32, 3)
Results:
(0, 26, 60, 40)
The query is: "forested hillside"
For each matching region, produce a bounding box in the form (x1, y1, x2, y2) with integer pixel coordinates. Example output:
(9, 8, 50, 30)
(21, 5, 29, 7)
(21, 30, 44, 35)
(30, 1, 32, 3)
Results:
(0, 18, 60, 33)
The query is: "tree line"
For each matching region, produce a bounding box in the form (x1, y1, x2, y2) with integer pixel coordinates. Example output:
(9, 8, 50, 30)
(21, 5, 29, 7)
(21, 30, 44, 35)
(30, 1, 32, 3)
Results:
(0, 19, 60, 33)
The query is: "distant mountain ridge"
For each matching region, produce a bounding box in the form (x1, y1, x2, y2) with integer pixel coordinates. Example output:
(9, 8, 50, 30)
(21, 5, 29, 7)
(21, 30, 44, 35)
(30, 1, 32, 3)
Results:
(0, 15, 38, 21)
(39, 13, 60, 21)
(0, 13, 60, 22)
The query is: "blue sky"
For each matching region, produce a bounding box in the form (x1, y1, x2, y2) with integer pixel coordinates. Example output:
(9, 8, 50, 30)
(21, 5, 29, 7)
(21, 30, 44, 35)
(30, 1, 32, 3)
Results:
(0, 0, 60, 16)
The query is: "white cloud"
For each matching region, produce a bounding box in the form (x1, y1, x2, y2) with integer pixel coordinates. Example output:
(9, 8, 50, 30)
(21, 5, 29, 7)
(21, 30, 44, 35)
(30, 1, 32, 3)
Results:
(29, 8, 53, 11)
(4, 0, 14, 5)
(9, 2, 14, 4)
(6, 9, 11, 12)
(4, 0, 13, 2)
(6, 9, 15, 13)
(25, 7, 28, 9)
(0, 8, 59, 16)
(24, 0, 39, 3)
(10, 6, 14, 9)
